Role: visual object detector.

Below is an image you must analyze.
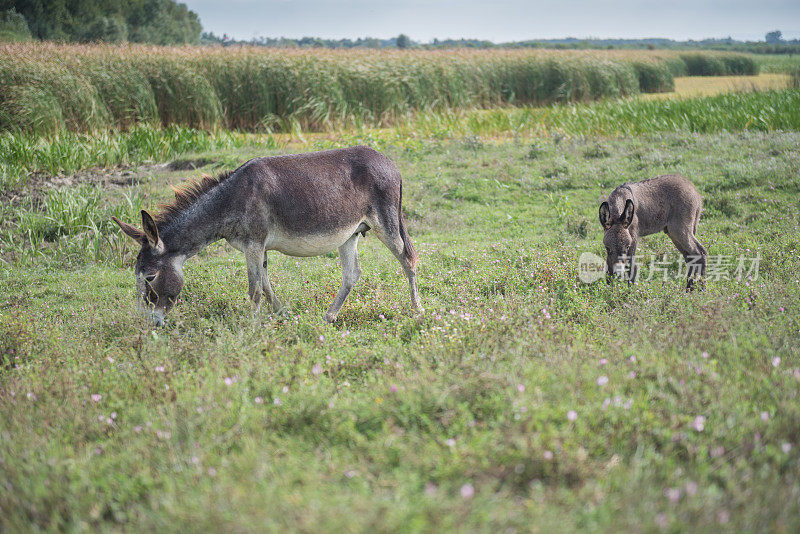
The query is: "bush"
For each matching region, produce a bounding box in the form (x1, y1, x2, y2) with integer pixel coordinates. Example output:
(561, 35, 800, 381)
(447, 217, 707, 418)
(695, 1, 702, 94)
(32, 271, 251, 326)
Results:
(0, 9, 31, 43)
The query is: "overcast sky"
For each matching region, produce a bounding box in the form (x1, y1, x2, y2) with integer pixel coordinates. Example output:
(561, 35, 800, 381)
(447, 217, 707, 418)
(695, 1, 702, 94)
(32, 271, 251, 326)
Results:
(182, 0, 800, 42)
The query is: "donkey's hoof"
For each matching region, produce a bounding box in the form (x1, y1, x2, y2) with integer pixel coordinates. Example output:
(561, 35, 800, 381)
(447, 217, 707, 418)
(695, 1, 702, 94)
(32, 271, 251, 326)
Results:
(686, 280, 704, 292)
(324, 312, 338, 324)
(273, 305, 292, 319)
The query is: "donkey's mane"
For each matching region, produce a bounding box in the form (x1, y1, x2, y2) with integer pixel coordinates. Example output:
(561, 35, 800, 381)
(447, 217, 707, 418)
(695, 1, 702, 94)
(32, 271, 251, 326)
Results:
(155, 170, 234, 227)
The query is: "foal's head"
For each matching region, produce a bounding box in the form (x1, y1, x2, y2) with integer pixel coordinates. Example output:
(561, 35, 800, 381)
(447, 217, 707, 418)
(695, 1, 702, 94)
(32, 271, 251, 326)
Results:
(113, 211, 184, 326)
(599, 199, 636, 278)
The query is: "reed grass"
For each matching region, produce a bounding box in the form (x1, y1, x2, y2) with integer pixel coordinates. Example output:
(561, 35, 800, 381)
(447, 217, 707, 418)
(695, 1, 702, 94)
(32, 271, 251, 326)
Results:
(791, 68, 800, 89)
(679, 53, 758, 76)
(0, 44, 759, 134)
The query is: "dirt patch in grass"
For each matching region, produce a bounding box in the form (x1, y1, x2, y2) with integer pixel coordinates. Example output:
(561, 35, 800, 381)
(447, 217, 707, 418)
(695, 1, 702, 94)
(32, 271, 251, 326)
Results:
(168, 157, 218, 171)
(1, 164, 167, 208)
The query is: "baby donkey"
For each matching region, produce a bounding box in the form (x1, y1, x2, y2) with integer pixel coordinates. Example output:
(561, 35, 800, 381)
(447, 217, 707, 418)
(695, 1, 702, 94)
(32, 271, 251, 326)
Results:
(599, 174, 707, 289)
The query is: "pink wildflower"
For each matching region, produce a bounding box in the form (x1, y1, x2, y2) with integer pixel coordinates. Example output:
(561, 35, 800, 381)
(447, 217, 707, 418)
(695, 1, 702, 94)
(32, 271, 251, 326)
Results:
(692, 415, 706, 432)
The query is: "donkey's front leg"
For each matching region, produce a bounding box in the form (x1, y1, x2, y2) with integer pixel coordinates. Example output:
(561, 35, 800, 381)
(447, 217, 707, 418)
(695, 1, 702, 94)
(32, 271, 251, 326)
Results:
(261, 252, 288, 315)
(245, 243, 265, 317)
(324, 233, 361, 323)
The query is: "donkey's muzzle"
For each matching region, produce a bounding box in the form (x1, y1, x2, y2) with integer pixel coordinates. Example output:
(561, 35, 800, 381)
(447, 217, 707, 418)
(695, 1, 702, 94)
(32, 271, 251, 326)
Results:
(149, 309, 165, 327)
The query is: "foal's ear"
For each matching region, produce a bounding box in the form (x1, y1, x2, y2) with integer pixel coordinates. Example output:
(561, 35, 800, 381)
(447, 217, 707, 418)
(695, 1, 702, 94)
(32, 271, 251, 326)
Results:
(141, 210, 160, 248)
(112, 216, 145, 243)
(621, 199, 635, 228)
(599, 202, 611, 229)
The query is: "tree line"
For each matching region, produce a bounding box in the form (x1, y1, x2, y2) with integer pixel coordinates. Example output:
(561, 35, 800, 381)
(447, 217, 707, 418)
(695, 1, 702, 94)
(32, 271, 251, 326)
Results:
(0, 3, 798, 53)
(0, 0, 201, 44)
(202, 32, 800, 54)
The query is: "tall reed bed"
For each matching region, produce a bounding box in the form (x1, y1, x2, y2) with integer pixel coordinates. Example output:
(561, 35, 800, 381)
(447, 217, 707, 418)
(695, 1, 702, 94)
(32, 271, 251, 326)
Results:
(679, 53, 758, 76)
(791, 68, 800, 89)
(0, 44, 758, 134)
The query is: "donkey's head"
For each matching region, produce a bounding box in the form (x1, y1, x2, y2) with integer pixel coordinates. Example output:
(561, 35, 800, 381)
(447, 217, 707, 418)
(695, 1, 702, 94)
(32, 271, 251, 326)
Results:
(112, 211, 184, 326)
(599, 199, 636, 278)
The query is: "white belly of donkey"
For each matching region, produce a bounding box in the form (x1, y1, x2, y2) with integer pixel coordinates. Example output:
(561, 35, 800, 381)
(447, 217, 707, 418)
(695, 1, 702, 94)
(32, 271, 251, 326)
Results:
(266, 222, 363, 257)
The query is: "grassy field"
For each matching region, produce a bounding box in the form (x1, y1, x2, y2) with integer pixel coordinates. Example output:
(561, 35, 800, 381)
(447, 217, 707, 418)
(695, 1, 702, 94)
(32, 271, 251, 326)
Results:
(1, 83, 799, 529)
(0, 44, 765, 135)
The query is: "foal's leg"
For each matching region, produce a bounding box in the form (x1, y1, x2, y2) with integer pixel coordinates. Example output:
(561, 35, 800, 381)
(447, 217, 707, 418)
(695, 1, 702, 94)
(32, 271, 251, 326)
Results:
(692, 208, 708, 278)
(324, 233, 361, 323)
(245, 243, 265, 316)
(627, 244, 638, 284)
(261, 252, 287, 314)
(667, 227, 705, 290)
(694, 238, 708, 278)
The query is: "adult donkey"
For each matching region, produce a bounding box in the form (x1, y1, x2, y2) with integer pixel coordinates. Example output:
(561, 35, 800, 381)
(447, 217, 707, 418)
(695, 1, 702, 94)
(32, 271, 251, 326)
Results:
(113, 146, 422, 326)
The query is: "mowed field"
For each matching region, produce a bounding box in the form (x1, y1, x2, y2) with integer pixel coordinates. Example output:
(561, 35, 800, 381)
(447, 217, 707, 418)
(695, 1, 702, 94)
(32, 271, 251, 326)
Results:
(1, 48, 800, 531)
(645, 73, 792, 99)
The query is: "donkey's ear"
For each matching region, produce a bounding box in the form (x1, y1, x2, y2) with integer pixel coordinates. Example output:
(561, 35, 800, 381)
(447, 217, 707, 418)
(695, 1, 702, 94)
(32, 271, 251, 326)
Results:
(112, 216, 145, 243)
(599, 202, 611, 229)
(141, 210, 160, 248)
(620, 199, 635, 228)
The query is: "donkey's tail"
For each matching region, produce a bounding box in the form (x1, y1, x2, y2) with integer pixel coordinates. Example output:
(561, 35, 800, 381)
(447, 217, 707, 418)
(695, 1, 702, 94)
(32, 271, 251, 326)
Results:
(398, 181, 419, 269)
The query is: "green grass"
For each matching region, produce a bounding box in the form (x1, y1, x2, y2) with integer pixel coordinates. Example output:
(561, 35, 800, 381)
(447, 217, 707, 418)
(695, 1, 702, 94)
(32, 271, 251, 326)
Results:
(0, 124, 269, 191)
(398, 89, 800, 140)
(0, 44, 759, 134)
(3, 90, 798, 195)
(1, 126, 800, 530)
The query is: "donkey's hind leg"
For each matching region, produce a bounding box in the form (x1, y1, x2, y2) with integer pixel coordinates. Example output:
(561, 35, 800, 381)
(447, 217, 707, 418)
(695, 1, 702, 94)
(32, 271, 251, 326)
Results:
(370, 215, 422, 313)
(324, 233, 361, 323)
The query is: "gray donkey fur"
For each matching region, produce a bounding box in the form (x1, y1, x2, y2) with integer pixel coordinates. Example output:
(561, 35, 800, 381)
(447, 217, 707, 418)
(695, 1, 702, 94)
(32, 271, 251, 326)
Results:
(113, 146, 422, 326)
(599, 174, 707, 289)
